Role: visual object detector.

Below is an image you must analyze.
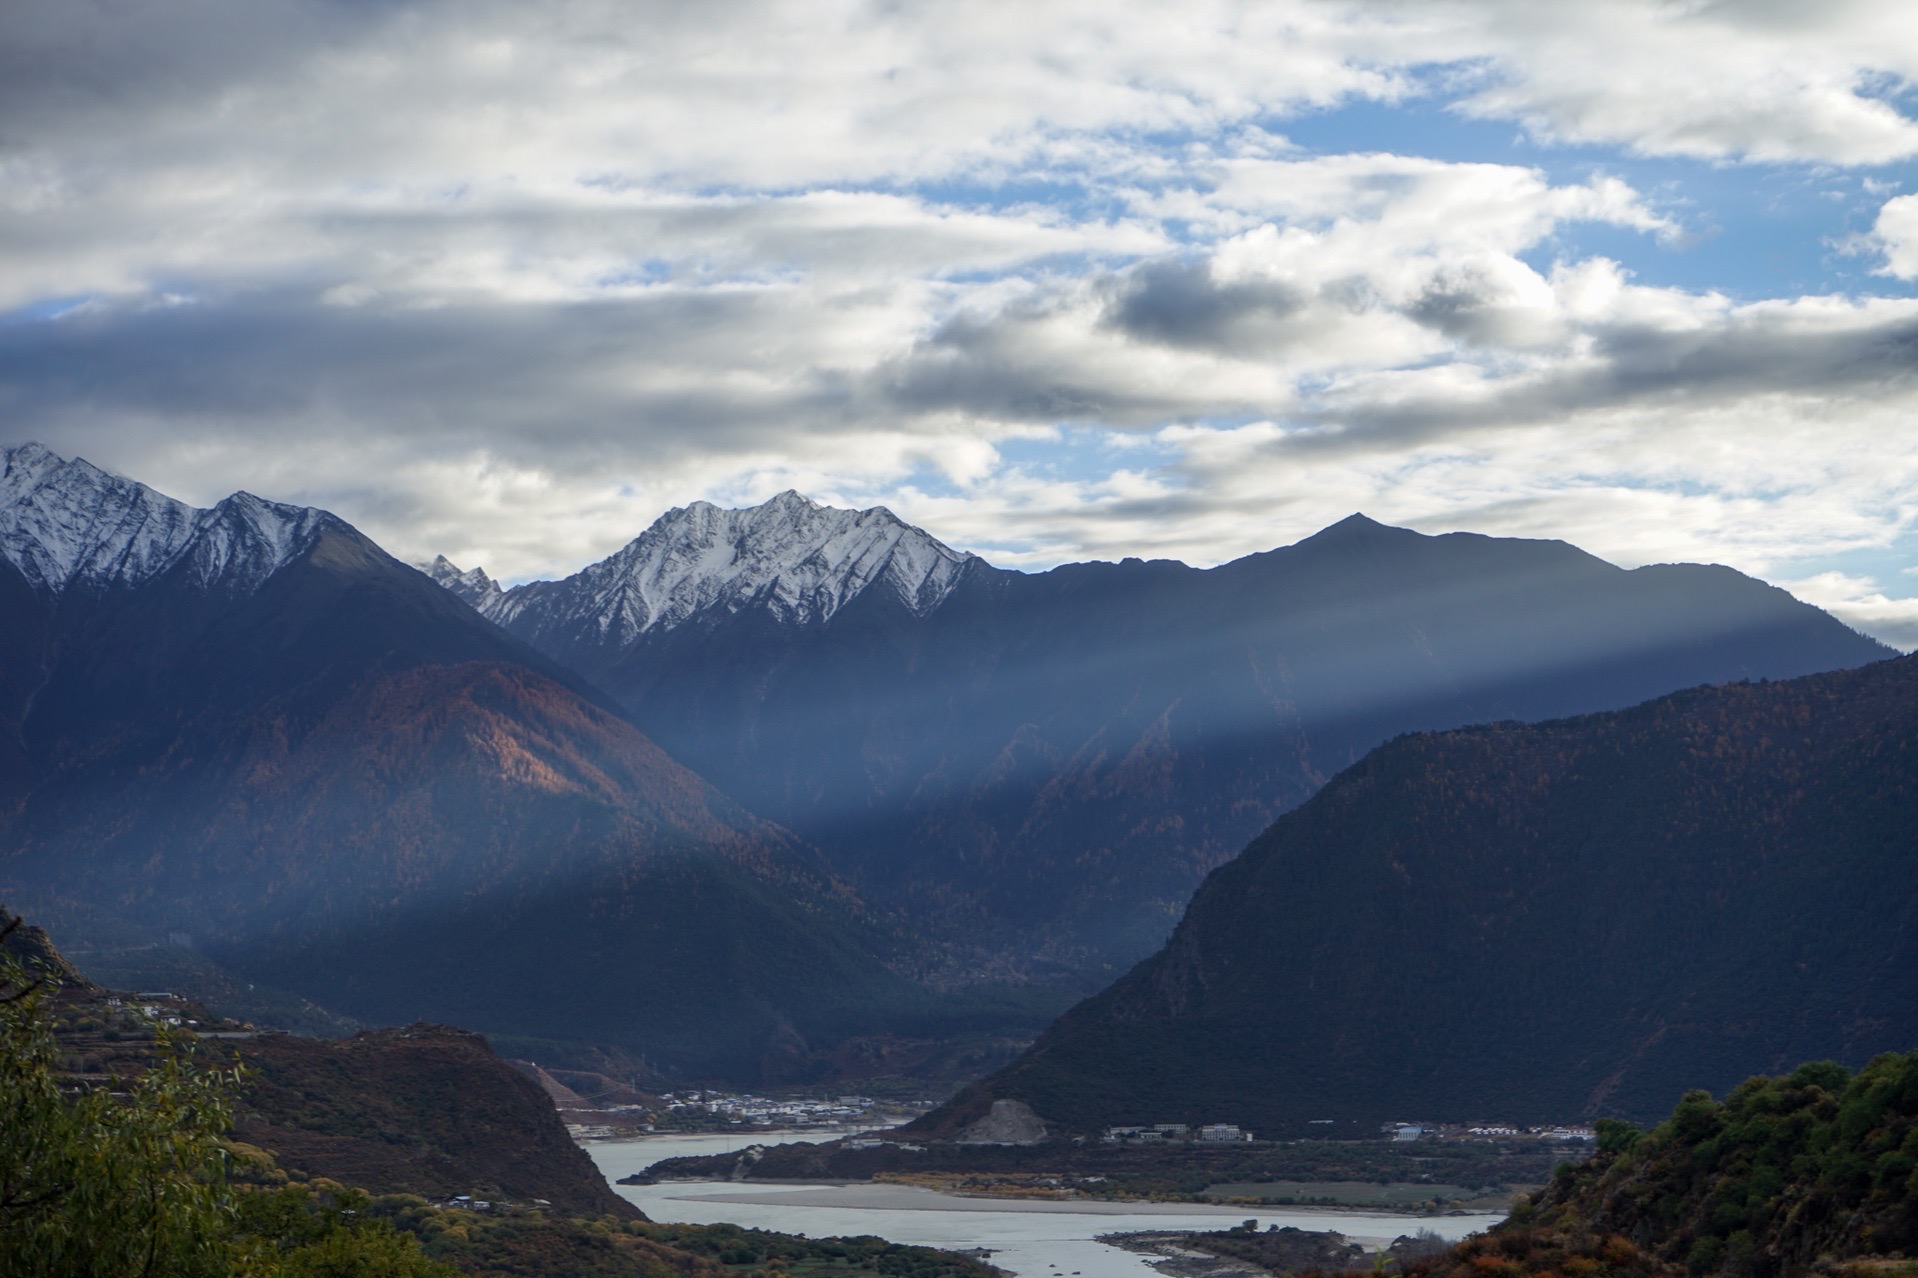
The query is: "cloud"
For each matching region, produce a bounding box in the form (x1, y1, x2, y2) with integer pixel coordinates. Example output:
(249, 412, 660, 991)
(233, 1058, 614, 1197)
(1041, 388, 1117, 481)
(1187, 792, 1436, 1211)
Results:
(1106, 257, 1311, 353)
(0, 0, 1915, 611)
(6, 138, 1914, 602)
(1777, 572, 1918, 652)
(1446, 0, 1918, 164)
(5, 4, 1913, 202)
(1868, 192, 1918, 278)
(879, 161, 1679, 428)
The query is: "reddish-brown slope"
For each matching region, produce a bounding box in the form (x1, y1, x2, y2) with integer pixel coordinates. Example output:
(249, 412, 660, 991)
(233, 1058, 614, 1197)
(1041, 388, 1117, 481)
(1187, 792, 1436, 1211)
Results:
(229, 1023, 637, 1219)
(0, 522, 919, 1081)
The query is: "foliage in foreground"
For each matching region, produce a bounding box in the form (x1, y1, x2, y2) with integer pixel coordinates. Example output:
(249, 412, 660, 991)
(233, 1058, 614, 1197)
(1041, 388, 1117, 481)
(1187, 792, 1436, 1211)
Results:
(1, 918, 231, 1276)
(1519, 1052, 1918, 1277)
(0, 909, 1000, 1278)
(1289, 1053, 1918, 1278)
(0, 915, 454, 1277)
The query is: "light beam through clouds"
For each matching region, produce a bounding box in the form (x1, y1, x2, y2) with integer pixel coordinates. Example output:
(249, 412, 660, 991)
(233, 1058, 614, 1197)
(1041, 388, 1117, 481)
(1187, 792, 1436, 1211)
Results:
(2, 0, 1917, 646)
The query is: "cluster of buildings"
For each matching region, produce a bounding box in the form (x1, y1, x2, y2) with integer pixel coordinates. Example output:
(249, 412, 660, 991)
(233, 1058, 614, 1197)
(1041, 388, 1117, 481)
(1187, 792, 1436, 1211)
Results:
(658, 1091, 887, 1127)
(559, 1086, 936, 1142)
(432, 1195, 557, 1213)
(101, 991, 188, 1027)
(1381, 1122, 1596, 1142)
(1103, 1122, 1255, 1144)
(842, 1136, 925, 1151)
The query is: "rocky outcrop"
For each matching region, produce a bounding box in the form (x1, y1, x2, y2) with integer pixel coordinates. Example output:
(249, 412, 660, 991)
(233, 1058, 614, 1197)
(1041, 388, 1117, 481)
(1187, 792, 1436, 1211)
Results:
(955, 1098, 1049, 1145)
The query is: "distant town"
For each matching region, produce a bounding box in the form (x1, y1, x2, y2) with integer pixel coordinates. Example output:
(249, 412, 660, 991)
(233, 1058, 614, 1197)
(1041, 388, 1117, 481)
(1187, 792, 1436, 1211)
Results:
(1102, 1121, 1596, 1145)
(559, 1087, 934, 1141)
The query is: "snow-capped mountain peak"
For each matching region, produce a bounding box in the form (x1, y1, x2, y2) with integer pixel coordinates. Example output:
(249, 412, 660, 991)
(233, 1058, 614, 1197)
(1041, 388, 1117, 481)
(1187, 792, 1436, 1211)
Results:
(0, 443, 200, 593)
(0, 443, 338, 596)
(190, 492, 337, 594)
(418, 554, 502, 605)
(470, 490, 978, 644)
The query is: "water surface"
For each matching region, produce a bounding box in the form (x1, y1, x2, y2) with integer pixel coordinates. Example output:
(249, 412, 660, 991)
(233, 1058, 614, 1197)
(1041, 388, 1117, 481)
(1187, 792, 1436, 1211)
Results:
(587, 1135, 1501, 1278)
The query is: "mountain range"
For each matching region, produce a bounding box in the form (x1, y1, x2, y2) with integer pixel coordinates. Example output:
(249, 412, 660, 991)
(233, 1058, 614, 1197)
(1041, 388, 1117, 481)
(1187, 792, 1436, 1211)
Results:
(0, 441, 1900, 1085)
(431, 492, 1890, 976)
(917, 648, 1918, 1133)
(0, 444, 933, 1078)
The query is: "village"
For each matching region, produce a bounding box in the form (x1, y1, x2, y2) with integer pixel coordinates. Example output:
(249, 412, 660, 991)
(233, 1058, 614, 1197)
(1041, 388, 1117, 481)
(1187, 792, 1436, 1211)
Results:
(1101, 1120, 1597, 1146)
(556, 1085, 934, 1141)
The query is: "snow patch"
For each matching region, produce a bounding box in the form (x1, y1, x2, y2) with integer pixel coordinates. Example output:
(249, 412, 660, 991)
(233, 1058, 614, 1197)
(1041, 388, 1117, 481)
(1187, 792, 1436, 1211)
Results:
(418, 554, 502, 605)
(0, 443, 335, 596)
(462, 490, 975, 644)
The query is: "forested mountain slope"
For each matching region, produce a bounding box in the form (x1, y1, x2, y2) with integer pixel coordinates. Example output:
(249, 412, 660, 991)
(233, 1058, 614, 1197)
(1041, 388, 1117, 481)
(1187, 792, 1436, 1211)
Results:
(921, 653, 1918, 1133)
(441, 498, 1892, 975)
(0, 446, 922, 1079)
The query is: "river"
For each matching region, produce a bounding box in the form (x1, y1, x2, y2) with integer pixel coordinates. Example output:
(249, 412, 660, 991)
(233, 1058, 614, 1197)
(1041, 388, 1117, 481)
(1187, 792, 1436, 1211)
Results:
(587, 1133, 1503, 1278)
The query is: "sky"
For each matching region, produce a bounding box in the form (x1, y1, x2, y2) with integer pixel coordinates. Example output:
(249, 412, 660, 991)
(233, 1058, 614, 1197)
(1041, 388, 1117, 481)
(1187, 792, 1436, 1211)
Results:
(5, 0, 1918, 647)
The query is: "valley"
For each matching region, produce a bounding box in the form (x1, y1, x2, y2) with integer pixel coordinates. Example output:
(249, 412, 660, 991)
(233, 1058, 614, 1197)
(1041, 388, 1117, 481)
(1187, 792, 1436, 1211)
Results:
(8, 444, 1897, 1090)
(2, 912, 1004, 1277)
(0, 445, 1911, 1278)
(13, 9, 1918, 1278)
(593, 1135, 1505, 1278)
(431, 500, 1891, 984)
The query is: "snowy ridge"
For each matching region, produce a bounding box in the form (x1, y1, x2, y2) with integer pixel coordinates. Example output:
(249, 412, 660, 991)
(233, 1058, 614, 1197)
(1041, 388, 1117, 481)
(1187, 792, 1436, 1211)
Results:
(452, 490, 976, 644)
(0, 443, 337, 596)
(418, 554, 502, 606)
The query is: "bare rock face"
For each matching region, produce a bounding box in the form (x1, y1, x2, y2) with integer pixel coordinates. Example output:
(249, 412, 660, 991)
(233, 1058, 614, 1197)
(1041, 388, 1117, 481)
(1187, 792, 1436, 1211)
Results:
(955, 1098, 1048, 1145)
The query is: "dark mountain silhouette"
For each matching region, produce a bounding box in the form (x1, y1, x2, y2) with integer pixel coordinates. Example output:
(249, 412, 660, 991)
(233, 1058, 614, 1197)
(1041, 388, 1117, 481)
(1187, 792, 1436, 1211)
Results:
(3, 445, 1898, 1086)
(914, 652, 1918, 1135)
(446, 500, 1893, 976)
(0, 447, 923, 1079)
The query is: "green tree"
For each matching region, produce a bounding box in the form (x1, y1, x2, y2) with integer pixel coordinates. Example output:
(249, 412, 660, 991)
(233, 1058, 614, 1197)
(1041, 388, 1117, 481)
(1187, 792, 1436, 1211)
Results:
(1594, 1117, 1642, 1156)
(1, 910, 461, 1278)
(231, 1183, 455, 1277)
(1, 913, 239, 1277)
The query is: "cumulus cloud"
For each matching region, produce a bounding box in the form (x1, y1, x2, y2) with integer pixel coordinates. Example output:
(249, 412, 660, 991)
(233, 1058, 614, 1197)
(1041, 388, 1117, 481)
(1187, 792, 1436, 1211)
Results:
(1448, 0, 1918, 164)
(1869, 192, 1918, 278)
(880, 160, 1681, 428)
(1777, 572, 1918, 652)
(1, 0, 1916, 647)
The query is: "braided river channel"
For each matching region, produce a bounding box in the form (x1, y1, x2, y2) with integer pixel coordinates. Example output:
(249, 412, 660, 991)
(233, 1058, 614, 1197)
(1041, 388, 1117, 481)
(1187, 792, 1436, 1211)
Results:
(588, 1133, 1504, 1278)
